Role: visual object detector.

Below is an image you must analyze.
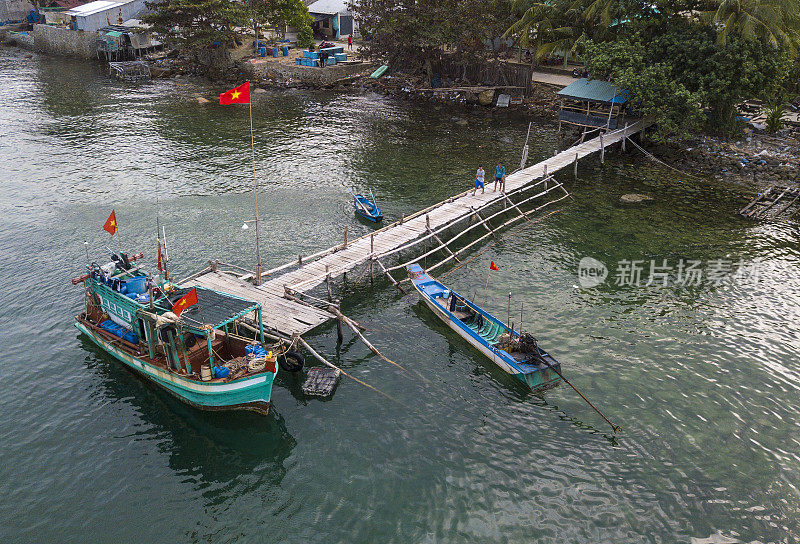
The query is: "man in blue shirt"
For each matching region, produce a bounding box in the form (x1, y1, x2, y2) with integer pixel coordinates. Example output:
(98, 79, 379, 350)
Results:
(493, 162, 506, 192)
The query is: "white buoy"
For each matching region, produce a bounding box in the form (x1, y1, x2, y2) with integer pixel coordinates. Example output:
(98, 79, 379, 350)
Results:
(241, 223, 249, 230)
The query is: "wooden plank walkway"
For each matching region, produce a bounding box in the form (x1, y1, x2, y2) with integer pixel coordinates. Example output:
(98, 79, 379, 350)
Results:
(185, 118, 653, 337)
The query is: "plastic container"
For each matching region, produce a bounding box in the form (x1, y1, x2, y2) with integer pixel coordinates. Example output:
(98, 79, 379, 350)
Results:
(122, 330, 139, 344)
(295, 58, 301, 65)
(282, 46, 289, 56)
(214, 366, 230, 379)
(124, 276, 147, 295)
(200, 365, 212, 381)
(272, 47, 279, 57)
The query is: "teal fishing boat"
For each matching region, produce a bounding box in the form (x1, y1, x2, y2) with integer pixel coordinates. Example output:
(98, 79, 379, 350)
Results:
(73, 244, 301, 414)
(407, 264, 562, 391)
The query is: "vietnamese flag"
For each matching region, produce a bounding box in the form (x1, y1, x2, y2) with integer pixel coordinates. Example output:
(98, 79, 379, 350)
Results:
(219, 82, 250, 105)
(172, 288, 198, 317)
(103, 210, 118, 235)
(490, 261, 499, 271)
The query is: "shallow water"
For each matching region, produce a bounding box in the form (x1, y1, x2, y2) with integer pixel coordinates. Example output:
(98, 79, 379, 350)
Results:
(2, 47, 800, 543)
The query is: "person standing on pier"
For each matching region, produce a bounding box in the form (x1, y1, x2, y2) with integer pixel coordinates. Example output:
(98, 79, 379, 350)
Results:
(348, 34, 353, 50)
(472, 165, 485, 196)
(493, 162, 505, 192)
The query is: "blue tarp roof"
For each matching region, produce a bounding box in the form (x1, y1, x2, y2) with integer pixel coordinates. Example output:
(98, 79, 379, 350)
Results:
(558, 78, 628, 105)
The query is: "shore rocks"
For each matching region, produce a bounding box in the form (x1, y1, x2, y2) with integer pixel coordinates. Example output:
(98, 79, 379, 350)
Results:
(620, 193, 653, 205)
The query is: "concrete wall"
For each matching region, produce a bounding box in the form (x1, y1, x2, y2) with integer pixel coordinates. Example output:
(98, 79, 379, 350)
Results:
(0, 0, 33, 22)
(34, 24, 99, 59)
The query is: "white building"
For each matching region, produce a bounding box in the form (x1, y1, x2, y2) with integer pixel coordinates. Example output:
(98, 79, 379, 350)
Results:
(307, 0, 358, 39)
(64, 0, 145, 32)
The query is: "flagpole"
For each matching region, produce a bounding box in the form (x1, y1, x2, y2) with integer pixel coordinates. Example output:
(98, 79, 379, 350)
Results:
(116, 225, 123, 255)
(248, 84, 262, 286)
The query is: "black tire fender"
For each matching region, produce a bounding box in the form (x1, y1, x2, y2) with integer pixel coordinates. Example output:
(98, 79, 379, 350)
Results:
(277, 350, 305, 373)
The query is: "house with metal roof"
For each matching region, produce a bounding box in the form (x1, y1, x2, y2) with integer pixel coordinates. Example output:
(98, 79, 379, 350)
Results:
(556, 78, 629, 132)
(64, 0, 145, 32)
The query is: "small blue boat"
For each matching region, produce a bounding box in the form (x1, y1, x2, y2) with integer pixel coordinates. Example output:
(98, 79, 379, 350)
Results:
(350, 188, 383, 222)
(407, 264, 562, 391)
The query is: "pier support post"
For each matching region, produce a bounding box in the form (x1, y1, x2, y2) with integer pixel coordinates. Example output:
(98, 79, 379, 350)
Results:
(622, 123, 628, 152)
(370, 235, 374, 284)
(574, 153, 579, 178)
(336, 305, 343, 344)
(326, 265, 333, 302)
(343, 225, 348, 248)
(600, 133, 605, 165)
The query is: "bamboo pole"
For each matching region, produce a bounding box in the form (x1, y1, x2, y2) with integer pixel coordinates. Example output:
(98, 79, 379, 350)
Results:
(249, 93, 263, 286)
(295, 336, 400, 404)
(377, 259, 405, 293)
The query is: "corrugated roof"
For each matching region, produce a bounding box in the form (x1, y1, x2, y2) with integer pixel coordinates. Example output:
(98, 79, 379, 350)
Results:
(65, 0, 136, 17)
(557, 78, 628, 104)
(307, 0, 351, 15)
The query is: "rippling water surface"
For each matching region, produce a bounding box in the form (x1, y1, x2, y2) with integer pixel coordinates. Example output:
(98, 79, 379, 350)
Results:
(2, 47, 800, 543)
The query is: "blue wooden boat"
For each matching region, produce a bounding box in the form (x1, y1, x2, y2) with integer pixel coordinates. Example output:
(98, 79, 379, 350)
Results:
(407, 264, 562, 391)
(350, 188, 383, 222)
(73, 250, 301, 415)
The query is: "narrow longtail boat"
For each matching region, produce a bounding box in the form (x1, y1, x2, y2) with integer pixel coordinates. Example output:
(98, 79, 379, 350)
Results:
(73, 249, 302, 414)
(407, 264, 562, 391)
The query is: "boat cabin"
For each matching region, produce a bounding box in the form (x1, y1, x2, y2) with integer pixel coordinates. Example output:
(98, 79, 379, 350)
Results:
(79, 255, 278, 383)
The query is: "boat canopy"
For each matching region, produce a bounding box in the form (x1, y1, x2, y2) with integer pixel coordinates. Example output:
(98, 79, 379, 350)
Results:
(164, 287, 260, 330)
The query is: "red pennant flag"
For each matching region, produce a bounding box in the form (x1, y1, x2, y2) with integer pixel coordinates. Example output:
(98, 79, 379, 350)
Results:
(157, 242, 163, 272)
(103, 210, 118, 235)
(172, 288, 198, 317)
(490, 261, 499, 271)
(219, 82, 250, 105)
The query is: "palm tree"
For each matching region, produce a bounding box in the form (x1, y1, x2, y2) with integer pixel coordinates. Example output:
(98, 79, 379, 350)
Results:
(707, 0, 800, 56)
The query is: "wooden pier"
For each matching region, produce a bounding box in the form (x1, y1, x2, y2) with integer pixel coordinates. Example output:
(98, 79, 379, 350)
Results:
(182, 118, 652, 337)
(739, 185, 800, 220)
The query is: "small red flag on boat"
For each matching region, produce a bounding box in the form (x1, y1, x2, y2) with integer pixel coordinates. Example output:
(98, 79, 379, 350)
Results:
(172, 288, 198, 316)
(490, 261, 499, 271)
(157, 242, 163, 272)
(219, 82, 250, 105)
(103, 210, 118, 235)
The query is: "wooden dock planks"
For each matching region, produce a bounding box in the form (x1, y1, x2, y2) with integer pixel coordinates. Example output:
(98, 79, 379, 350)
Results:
(188, 119, 652, 336)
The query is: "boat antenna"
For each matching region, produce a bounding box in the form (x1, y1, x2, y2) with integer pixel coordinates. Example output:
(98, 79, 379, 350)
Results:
(507, 292, 511, 327)
(520, 301, 524, 331)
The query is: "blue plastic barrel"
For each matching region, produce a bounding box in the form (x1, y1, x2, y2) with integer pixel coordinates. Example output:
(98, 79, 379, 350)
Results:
(282, 46, 289, 56)
(272, 47, 279, 57)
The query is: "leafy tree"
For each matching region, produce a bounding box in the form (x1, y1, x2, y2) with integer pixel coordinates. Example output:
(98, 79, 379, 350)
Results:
(143, 0, 243, 49)
(144, 0, 313, 50)
(582, 23, 790, 137)
(351, 0, 517, 65)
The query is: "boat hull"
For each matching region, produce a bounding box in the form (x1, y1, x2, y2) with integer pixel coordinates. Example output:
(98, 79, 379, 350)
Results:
(418, 295, 560, 390)
(75, 320, 274, 414)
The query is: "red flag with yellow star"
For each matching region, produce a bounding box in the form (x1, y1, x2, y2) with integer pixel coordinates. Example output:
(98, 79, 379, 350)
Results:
(172, 288, 198, 317)
(103, 210, 118, 235)
(219, 82, 250, 105)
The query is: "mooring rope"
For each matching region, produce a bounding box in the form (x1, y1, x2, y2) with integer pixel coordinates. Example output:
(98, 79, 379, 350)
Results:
(626, 136, 705, 181)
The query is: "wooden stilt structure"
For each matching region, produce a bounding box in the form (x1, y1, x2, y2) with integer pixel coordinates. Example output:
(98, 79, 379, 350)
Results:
(740, 185, 800, 220)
